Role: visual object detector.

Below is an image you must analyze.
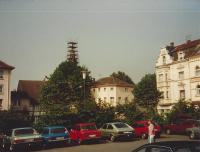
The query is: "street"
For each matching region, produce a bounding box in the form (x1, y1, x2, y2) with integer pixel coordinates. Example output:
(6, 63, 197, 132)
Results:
(34, 134, 192, 152)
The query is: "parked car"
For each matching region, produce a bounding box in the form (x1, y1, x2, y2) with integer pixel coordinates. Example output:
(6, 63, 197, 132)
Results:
(131, 140, 200, 152)
(99, 122, 134, 141)
(163, 119, 197, 135)
(186, 120, 200, 139)
(69, 123, 101, 144)
(132, 120, 161, 139)
(0, 127, 44, 151)
(41, 126, 71, 147)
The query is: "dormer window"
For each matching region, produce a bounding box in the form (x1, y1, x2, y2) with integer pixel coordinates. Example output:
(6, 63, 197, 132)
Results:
(195, 66, 200, 76)
(0, 70, 3, 79)
(178, 51, 185, 61)
(162, 56, 166, 65)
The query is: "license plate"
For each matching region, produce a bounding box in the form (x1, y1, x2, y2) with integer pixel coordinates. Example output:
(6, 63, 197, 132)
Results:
(89, 134, 96, 138)
(26, 139, 33, 142)
(124, 132, 131, 134)
(56, 137, 64, 140)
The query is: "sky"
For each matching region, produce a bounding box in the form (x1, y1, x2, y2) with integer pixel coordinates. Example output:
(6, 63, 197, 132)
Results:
(1, 0, 200, 90)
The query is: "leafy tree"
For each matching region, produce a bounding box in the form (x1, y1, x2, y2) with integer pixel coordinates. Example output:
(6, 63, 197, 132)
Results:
(115, 102, 143, 124)
(111, 71, 135, 85)
(133, 74, 161, 111)
(38, 61, 95, 127)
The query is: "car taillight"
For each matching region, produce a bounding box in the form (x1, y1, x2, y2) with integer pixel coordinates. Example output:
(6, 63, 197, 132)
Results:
(14, 139, 25, 144)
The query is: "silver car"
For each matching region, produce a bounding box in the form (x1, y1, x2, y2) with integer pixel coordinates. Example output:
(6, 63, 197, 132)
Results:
(186, 120, 200, 139)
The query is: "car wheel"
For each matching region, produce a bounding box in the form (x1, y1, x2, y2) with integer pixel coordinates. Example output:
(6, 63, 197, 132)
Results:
(77, 138, 82, 144)
(141, 133, 147, 139)
(166, 129, 171, 135)
(110, 135, 115, 142)
(189, 132, 195, 139)
(9, 144, 14, 152)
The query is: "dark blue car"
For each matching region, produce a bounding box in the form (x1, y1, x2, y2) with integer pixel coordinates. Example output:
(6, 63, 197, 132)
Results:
(41, 126, 71, 147)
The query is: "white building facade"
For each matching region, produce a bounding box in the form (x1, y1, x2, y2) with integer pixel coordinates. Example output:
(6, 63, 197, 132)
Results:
(155, 39, 200, 114)
(91, 77, 134, 106)
(0, 60, 14, 110)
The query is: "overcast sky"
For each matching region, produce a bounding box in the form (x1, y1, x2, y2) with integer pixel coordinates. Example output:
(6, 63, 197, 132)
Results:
(1, 0, 200, 90)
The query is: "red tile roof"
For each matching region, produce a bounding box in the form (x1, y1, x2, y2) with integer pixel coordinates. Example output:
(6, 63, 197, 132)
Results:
(174, 39, 200, 51)
(0, 60, 15, 70)
(17, 80, 44, 103)
(92, 76, 134, 88)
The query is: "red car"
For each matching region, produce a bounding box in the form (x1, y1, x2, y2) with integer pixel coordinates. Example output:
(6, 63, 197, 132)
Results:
(163, 119, 196, 135)
(132, 120, 161, 139)
(69, 123, 101, 144)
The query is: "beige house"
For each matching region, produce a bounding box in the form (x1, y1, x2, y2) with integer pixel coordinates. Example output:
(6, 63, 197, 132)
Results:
(11, 80, 44, 121)
(155, 39, 200, 114)
(91, 76, 134, 106)
(0, 60, 15, 110)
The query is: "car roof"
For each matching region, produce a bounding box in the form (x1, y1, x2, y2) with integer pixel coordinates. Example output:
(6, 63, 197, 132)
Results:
(44, 126, 66, 129)
(142, 141, 200, 149)
(75, 122, 96, 126)
(13, 127, 34, 130)
(105, 122, 125, 125)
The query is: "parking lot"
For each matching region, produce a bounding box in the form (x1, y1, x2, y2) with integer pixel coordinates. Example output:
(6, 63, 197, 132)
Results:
(33, 134, 192, 152)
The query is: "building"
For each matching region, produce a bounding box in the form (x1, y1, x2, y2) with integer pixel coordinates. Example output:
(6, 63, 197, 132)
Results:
(11, 80, 44, 121)
(0, 60, 15, 110)
(155, 39, 200, 114)
(91, 76, 134, 106)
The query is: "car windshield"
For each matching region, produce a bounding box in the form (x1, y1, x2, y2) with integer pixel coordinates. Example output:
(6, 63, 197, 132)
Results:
(51, 128, 66, 134)
(81, 125, 97, 130)
(114, 123, 129, 128)
(14, 128, 34, 136)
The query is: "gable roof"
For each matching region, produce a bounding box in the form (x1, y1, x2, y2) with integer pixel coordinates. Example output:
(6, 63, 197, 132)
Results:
(0, 60, 15, 70)
(92, 76, 134, 88)
(17, 80, 44, 103)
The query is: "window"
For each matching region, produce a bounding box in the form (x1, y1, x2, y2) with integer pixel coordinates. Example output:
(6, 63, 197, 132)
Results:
(196, 85, 200, 96)
(163, 56, 166, 64)
(93, 88, 95, 92)
(125, 88, 128, 92)
(166, 91, 169, 99)
(150, 147, 170, 152)
(104, 97, 107, 101)
(110, 97, 114, 105)
(178, 51, 184, 61)
(98, 88, 100, 92)
(195, 66, 200, 76)
(0, 70, 3, 79)
(179, 71, 184, 79)
(165, 73, 168, 81)
(0, 99, 2, 108)
(104, 88, 106, 91)
(0, 85, 3, 94)
(125, 97, 128, 103)
(158, 74, 164, 82)
(110, 87, 114, 91)
(107, 125, 113, 130)
(180, 90, 185, 99)
(160, 91, 164, 99)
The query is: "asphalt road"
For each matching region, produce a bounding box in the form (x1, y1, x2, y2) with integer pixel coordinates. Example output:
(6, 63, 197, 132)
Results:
(32, 134, 193, 152)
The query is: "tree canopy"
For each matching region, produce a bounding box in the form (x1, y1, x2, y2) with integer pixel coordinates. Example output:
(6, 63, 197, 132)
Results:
(133, 74, 161, 110)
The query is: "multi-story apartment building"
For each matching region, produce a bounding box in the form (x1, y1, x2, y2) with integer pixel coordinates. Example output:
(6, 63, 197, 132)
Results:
(91, 76, 134, 106)
(0, 60, 15, 110)
(155, 39, 200, 114)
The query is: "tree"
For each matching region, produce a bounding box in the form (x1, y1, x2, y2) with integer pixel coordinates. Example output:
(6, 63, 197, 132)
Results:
(133, 74, 161, 111)
(111, 71, 135, 85)
(38, 60, 95, 127)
